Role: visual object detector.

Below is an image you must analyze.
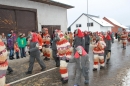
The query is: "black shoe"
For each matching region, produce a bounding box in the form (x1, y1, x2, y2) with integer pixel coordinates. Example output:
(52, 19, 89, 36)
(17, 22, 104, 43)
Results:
(93, 68, 97, 71)
(44, 57, 47, 60)
(100, 66, 105, 69)
(41, 67, 46, 71)
(26, 71, 32, 74)
(106, 59, 110, 64)
(62, 79, 68, 84)
(16, 56, 20, 59)
(12, 57, 15, 59)
(56, 64, 60, 67)
(61, 78, 63, 81)
(9, 58, 13, 60)
(8, 70, 13, 74)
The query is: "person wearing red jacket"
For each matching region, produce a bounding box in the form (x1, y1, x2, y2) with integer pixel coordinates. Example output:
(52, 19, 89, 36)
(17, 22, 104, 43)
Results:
(104, 32, 112, 64)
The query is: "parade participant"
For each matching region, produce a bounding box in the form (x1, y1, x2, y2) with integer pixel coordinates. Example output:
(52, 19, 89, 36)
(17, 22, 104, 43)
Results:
(84, 31, 90, 53)
(69, 46, 90, 86)
(7, 34, 15, 60)
(37, 32, 43, 51)
(52, 30, 60, 67)
(127, 32, 130, 45)
(73, 29, 85, 53)
(121, 29, 128, 49)
(26, 31, 46, 74)
(42, 28, 51, 61)
(92, 36, 106, 71)
(55, 30, 72, 84)
(108, 31, 114, 43)
(0, 39, 9, 86)
(117, 31, 121, 42)
(104, 32, 112, 64)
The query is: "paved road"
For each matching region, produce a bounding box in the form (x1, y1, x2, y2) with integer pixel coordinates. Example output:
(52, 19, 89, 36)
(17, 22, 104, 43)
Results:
(6, 40, 130, 86)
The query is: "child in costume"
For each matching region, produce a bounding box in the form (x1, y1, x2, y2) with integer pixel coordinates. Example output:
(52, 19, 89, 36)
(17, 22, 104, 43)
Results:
(0, 39, 9, 86)
(55, 30, 72, 84)
(92, 36, 106, 71)
(70, 46, 90, 86)
(14, 42, 20, 59)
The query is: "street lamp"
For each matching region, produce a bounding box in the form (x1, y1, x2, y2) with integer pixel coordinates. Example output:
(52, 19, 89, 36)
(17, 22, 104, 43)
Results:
(87, 0, 89, 31)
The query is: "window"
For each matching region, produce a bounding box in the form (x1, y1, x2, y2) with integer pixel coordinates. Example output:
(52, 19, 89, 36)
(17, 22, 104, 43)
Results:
(87, 22, 93, 27)
(76, 24, 78, 27)
(76, 24, 82, 27)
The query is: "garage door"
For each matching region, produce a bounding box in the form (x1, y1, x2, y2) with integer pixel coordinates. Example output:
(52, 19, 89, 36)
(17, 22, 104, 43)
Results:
(0, 9, 16, 35)
(15, 10, 36, 35)
(42, 25, 61, 36)
(0, 7, 37, 36)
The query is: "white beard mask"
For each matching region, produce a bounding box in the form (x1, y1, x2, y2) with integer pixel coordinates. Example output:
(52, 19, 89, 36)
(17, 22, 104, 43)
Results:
(76, 47, 82, 55)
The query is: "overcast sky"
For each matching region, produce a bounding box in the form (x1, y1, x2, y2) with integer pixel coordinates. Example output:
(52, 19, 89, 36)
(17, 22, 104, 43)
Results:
(67, 0, 130, 27)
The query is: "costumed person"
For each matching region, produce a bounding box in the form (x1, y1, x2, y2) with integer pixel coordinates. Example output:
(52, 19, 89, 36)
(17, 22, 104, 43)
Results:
(55, 30, 73, 84)
(14, 41, 20, 59)
(26, 31, 46, 74)
(37, 32, 43, 52)
(104, 32, 112, 64)
(108, 31, 114, 43)
(42, 28, 51, 61)
(117, 31, 121, 42)
(73, 29, 85, 53)
(121, 29, 128, 49)
(0, 39, 9, 86)
(127, 32, 130, 45)
(69, 46, 90, 86)
(92, 36, 106, 71)
(52, 30, 60, 67)
(84, 31, 90, 53)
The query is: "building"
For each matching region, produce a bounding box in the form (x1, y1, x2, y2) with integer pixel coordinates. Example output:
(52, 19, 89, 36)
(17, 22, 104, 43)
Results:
(103, 17, 128, 33)
(68, 13, 113, 33)
(0, 0, 73, 35)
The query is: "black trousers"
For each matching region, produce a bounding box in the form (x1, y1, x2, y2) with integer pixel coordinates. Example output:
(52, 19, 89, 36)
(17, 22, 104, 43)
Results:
(52, 50, 60, 66)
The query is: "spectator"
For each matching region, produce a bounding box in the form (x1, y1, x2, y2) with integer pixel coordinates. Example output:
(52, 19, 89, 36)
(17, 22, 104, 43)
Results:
(17, 33, 27, 58)
(7, 34, 15, 60)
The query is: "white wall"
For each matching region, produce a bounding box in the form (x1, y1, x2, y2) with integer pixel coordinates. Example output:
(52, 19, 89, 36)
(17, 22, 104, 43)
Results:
(100, 26, 111, 32)
(0, 0, 67, 32)
(71, 14, 101, 32)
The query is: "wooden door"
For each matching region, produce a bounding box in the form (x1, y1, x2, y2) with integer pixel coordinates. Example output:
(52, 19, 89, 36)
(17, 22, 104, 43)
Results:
(0, 9, 16, 35)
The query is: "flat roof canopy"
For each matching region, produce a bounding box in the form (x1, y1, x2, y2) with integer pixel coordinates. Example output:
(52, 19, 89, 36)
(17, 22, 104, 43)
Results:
(30, 0, 74, 9)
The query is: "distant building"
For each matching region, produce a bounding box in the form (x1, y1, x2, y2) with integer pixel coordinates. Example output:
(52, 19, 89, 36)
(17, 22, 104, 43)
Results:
(0, 0, 73, 35)
(103, 17, 128, 33)
(68, 13, 113, 33)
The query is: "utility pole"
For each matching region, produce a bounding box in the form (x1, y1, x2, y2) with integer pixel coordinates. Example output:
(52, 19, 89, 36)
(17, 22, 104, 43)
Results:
(87, 0, 89, 31)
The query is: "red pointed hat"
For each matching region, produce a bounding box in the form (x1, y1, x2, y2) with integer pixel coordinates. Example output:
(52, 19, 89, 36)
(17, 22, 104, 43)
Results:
(77, 29, 84, 37)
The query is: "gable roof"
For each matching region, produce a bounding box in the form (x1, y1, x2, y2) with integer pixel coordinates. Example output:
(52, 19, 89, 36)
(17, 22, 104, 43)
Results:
(104, 17, 128, 29)
(30, 0, 74, 9)
(68, 13, 113, 28)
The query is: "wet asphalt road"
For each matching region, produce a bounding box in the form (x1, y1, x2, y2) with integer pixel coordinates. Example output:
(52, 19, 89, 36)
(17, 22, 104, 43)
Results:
(6, 40, 130, 86)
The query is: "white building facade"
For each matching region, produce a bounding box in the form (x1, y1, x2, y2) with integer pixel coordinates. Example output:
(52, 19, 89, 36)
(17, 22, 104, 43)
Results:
(0, 0, 73, 35)
(68, 13, 113, 33)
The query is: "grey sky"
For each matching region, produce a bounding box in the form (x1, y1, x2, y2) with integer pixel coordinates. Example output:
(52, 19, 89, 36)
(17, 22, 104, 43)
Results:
(67, 0, 130, 27)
